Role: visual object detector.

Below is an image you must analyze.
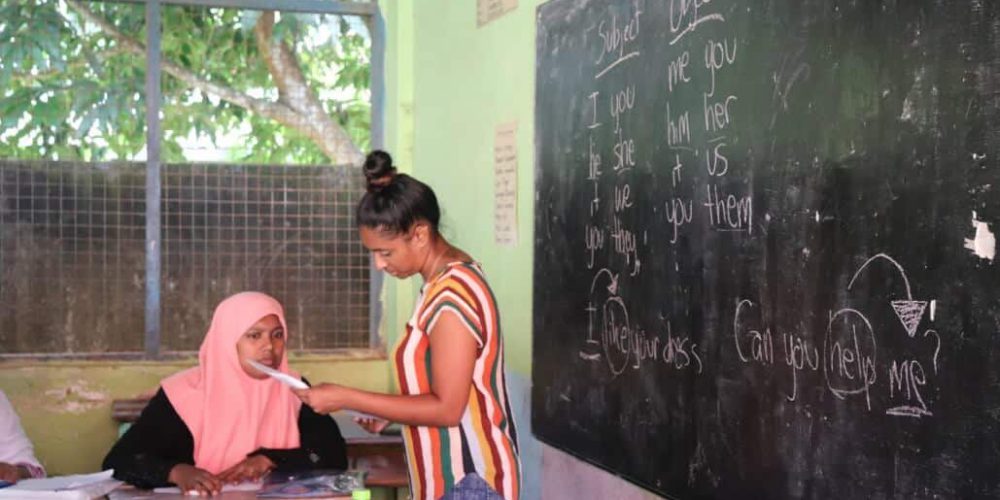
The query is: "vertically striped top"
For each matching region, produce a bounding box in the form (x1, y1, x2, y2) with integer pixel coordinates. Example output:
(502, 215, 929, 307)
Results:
(393, 262, 520, 500)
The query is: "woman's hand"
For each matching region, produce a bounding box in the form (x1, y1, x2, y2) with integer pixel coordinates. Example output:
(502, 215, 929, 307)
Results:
(354, 415, 391, 434)
(292, 383, 349, 414)
(217, 455, 274, 484)
(0, 463, 21, 483)
(168, 463, 222, 496)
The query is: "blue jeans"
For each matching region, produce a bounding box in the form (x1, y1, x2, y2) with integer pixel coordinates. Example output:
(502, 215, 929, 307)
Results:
(438, 473, 505, 500)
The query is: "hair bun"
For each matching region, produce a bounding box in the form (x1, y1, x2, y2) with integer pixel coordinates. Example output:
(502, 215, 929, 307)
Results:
(363, 150, 397, 193)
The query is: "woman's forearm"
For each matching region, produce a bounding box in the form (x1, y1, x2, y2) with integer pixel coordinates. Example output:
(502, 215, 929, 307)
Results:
(344, 387, 465, 427)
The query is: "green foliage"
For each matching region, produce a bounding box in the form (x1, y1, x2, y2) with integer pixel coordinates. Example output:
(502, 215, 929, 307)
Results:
(0, 0, 370, 164)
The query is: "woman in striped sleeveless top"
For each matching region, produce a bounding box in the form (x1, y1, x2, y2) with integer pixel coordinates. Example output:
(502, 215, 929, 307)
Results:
(295, 151, 520, 500)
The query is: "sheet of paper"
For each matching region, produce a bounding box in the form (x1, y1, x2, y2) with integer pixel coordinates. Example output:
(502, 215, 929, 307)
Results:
(477, 0, 518, 27)
(345, 409, 376, 420)
(153, 481, 261, 494)
(11, 470, 114, 491)
(494, 121, 519, 247)
(2, 470, 122, 499)
(246, 359, 308, 389)
(0, 491, 104, 499)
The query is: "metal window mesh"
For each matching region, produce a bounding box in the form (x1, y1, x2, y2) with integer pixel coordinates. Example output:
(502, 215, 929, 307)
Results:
(161, 163, 370, 351)
(0, 159, 370, 354)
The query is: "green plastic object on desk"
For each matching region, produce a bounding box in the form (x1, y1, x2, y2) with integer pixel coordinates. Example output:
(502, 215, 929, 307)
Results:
(351, 489, 371, 500)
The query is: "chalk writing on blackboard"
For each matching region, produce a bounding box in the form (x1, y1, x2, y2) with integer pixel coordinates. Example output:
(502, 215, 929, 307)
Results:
(535, 0, 1000, 496)
(732, 253, 940, 416)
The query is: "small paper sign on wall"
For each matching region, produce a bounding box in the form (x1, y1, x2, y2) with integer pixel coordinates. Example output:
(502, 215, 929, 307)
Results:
(478, 0, 518, 27)
(494, 122, 518, 247)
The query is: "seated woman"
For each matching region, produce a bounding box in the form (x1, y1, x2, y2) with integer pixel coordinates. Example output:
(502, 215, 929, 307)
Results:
(0, 390, 46, 483)
(103, 292, 347, 495)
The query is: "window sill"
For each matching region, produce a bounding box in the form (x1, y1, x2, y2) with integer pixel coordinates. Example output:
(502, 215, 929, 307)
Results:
(0, 347, 388, 367)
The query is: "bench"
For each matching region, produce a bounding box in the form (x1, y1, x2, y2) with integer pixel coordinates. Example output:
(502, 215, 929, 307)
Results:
(111, 397, 408, 489)
(111, 397, 153, 425)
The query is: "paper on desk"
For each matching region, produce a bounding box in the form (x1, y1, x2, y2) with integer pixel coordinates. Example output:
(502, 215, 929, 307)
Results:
(0, 491, 113, 500)
(10, 470, 113, 491)
(246, 359, 308, 389)
(0, 470, 122, 499)
(343, 409, 377, 420)
(153, 480, 262, 494)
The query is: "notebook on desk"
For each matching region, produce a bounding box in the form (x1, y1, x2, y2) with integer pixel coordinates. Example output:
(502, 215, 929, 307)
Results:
(0, 470, 122, 499)
(152, 480, 262, 494)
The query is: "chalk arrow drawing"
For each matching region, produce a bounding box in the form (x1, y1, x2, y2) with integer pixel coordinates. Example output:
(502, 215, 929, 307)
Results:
(590, 268, 620, 296)
(848, 253, 927, 337)
(581, 269, 621, 361)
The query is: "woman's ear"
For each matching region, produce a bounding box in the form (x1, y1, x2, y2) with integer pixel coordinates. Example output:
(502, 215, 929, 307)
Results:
(411, 221, 432, 248)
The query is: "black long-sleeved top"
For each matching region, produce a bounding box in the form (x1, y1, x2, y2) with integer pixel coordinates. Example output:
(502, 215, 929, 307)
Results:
(102, 384, 347, 489)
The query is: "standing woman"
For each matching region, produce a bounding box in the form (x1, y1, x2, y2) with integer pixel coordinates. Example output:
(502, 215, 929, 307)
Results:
(296, 151, 520, 500)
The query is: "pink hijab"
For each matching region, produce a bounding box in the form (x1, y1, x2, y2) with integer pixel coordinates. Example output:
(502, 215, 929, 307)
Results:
(162, 292, 302, 474)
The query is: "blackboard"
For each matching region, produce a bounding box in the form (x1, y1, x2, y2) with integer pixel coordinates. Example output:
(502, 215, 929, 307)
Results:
(531, 0, 1000, 498)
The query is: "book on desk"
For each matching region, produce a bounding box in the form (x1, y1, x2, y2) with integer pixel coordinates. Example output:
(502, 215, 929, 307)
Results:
(0, 470, 122, 499)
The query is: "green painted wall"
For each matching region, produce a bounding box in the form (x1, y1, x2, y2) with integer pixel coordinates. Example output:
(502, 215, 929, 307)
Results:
(381, 0, 416, 369)
(385, 2, 661, 498)
(408, 1, 538, 377)
(0, 356, 389, 475)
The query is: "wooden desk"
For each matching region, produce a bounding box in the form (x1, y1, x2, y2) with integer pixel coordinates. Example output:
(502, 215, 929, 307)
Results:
(110, 488, 350, 499)
(333, 413, 408, 489)
(345, 434, 407, 488)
